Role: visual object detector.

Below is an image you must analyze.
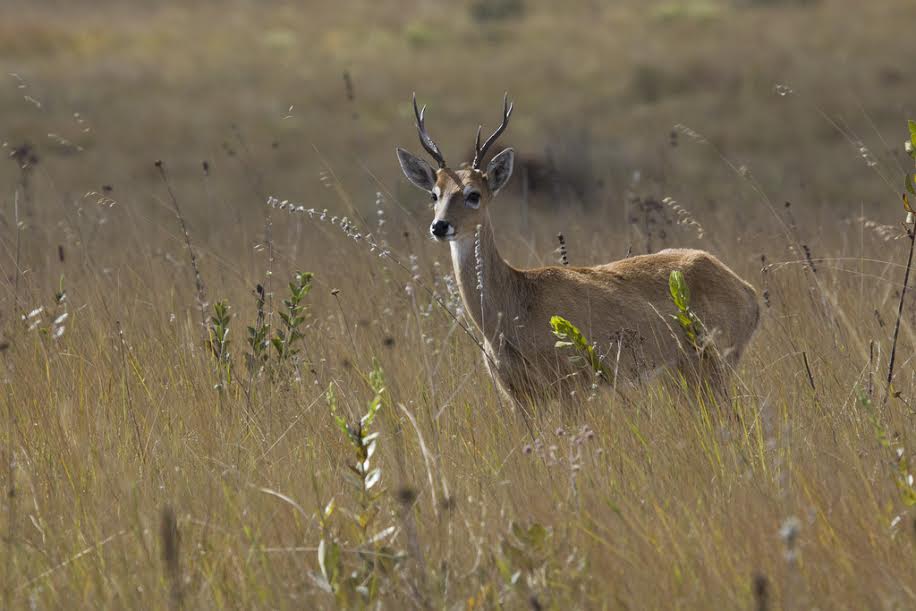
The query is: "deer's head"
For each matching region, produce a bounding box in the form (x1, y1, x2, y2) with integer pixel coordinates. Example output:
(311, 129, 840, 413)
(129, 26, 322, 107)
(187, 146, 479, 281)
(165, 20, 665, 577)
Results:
(396, 94, 515, 242)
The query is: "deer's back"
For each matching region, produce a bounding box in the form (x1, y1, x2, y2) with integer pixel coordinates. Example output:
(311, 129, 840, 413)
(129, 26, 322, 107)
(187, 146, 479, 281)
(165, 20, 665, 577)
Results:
(517, 248, 758, 367)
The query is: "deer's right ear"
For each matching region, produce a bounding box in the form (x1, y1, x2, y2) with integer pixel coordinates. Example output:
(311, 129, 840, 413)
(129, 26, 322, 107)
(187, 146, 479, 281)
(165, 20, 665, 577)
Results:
(397, 148, 436, 192)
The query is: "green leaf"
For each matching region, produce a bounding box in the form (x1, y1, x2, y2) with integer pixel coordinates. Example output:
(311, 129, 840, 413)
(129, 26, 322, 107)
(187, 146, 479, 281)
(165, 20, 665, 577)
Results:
(526, 523, 547, 551)
(369, 359, 385, 394)
(318, 539, 340, 585)
(362, 397, 381, 428)
(511, 521, 526, 543)
(605, 498, 623, 517)
(333, 415, 348, 438)
(342, 469, 364, 490)
(907, 173, 916, 197)
(909, 120, 916, 147)
(495, 555, 512, 582)
(501, 540, 531, 572)
(550, 315, 610, 379)
(510, 521, 548, 553)
(668, 270, 689, 306)
(365, 468, 382, 490)
(317, 539, 327, 578)
(368, 525, 396, 544)
(668, 270, 701, 349)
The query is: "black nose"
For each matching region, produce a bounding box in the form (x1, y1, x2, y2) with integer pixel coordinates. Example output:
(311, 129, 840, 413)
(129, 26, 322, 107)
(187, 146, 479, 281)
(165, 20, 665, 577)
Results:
(430, 220, 450, 238)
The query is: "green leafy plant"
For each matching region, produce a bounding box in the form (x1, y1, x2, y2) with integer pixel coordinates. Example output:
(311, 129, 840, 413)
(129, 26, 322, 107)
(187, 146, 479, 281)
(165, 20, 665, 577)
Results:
(22, 277, 69, 341)
(893, 449, 916, 508)
(272, 271, 312, 365)
(208, 300, 232, 389)
(318, 359, 401, 606)
(886, 123, 916, 404)
(245, 283, 270, 377)
(861, 390, 916, 512)
(494, 521, 588, 607)
(550, 315, 610, 380)
(668, 270, 701, 350)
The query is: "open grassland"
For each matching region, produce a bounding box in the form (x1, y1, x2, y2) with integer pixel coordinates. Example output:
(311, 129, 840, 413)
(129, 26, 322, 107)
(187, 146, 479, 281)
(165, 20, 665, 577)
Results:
(2, 0, 916, 608)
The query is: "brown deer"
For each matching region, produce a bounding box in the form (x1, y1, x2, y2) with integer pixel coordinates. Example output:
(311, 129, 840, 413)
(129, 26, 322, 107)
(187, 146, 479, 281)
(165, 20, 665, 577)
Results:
(396, 95, 759, 402)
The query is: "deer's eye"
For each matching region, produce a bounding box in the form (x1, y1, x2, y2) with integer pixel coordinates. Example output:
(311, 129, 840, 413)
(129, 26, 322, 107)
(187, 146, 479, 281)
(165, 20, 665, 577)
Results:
(465, 191, 481, 208)
(430, 192, 438, 202)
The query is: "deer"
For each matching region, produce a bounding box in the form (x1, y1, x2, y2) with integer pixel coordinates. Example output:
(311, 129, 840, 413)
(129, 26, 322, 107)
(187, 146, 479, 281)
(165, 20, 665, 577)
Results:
(396, 94, 759, 403)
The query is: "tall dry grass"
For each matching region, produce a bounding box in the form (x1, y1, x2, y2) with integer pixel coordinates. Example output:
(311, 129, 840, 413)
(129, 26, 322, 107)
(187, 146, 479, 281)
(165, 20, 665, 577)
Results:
(2, 0, 916, 608)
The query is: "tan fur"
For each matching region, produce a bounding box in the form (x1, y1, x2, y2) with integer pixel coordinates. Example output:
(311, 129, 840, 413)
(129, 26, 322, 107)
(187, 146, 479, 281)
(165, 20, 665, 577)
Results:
(430, 169, 759, 403)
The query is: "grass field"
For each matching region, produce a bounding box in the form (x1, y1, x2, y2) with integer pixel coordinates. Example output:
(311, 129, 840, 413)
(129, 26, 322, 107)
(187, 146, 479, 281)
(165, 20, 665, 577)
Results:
(2, 0, 916, 608)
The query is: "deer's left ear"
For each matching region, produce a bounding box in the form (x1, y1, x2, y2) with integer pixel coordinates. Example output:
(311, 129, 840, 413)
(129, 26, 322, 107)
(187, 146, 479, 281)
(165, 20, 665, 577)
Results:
(486, 148, 514, 193)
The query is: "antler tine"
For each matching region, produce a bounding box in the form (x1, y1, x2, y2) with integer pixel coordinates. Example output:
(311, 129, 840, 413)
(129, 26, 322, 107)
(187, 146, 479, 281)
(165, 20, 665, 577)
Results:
(412, 93, 446, 169)
(472, 92, 514, 169)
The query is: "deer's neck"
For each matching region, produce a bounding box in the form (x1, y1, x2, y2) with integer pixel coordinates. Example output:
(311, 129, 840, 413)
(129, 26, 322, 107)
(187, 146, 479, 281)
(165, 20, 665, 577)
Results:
(449, 217, 523, 344)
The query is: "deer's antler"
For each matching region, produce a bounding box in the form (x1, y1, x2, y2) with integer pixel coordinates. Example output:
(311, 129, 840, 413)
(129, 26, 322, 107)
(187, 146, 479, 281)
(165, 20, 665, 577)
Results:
(413, 93, 446, 169)
(472, 93, 513, 170)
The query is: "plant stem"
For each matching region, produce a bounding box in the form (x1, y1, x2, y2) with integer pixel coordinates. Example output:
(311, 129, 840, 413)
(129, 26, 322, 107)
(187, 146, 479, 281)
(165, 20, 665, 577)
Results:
(4, 360, 15, 610)
(884, 220, 915, 405)
(12, 192, 22, 317)
(155, 161, 208, 340)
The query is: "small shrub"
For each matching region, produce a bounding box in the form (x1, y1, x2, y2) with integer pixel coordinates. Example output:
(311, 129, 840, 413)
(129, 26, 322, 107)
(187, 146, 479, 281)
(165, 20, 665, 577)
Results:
(495, 521, 588, 606)
(245, 283, 270, 378)
(272, 271, 312, 366)
(318, 360, 402, 606)
(208, 300, 232, 389)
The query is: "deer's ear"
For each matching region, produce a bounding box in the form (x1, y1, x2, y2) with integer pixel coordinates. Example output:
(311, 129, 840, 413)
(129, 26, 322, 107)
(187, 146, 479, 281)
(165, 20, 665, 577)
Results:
(486, 148, 514, 194)
(397, 148, 436, 192)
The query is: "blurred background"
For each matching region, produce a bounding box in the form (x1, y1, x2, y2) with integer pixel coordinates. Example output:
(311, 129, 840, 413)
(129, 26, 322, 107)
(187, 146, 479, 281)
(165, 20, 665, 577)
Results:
(2, 0, 915, 289)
